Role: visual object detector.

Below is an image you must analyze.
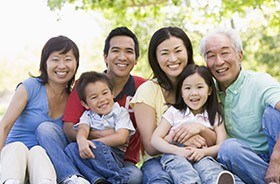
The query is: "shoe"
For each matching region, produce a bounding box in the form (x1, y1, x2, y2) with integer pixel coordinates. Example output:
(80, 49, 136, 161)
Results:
(63, 175, 90, 184)
(216, 170, 235, 184)
(38, 179, 55, 184)
(94, 179, 111, 184)
(4, 179, 20, 184)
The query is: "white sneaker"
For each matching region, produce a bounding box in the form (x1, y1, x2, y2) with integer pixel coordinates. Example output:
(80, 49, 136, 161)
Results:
(216, 170, 235, 184)
(63, 175, 90, 184)
(38, 179, 55, 184)
(4, 179, 20, 184)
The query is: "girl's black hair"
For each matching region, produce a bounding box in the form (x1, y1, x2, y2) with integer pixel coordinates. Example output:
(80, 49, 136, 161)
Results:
(173, 64, 223, 126)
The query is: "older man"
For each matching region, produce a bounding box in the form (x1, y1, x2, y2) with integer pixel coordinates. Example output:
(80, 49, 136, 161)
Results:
(200, 28, 280, 184)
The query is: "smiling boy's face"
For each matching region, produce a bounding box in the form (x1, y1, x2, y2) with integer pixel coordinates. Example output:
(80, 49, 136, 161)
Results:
(82, 81, 114, 115)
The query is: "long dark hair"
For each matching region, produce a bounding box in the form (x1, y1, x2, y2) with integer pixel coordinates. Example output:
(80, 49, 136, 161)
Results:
(34, 35, 80, 93)
(148, 26, 194, 92)
(173, 64, 223, 126)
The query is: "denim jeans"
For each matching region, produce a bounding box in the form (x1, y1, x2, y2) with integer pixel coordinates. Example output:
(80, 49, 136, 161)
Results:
(218, 105, 280, 184)
(36, 122, 82, 183)
(141, 156, 173, 184)
(161, 154, 232, 184)
(65, 140, 142, 184)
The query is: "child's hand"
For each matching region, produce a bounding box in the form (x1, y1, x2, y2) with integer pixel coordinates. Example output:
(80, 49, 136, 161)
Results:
(187, 147, 205, 162)
(173, 147, 192, 158)
(78, 139, 96, 159)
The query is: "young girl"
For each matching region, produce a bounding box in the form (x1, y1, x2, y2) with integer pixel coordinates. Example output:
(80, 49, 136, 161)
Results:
(151, 64, 234, 184)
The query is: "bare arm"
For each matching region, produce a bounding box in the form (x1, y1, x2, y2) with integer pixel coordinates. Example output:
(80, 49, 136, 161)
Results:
(151, 118, 192, 158)
(96, 128, 129, 147)
(134, 103, 160, 156)
(173, 123, 216, 147)
(63, 122, 115, 142)
(187, 122, 227, 161)
(0, 84, 28, 151)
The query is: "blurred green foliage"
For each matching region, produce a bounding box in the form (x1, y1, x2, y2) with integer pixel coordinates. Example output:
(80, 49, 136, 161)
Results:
(47, 0, 280, 80)
(1, 0, 279, 117)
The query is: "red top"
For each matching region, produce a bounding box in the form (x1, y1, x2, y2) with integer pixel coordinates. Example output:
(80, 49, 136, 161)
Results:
(63, 75, 146, 164)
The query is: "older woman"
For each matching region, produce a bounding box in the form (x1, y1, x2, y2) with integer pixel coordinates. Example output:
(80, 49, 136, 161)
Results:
(0, 35, 80, 184)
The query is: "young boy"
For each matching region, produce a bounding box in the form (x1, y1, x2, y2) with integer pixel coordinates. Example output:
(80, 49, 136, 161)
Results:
(65, 71, 136, 184)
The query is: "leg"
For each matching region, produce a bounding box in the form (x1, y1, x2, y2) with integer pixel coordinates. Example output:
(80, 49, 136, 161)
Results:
(218, 138, 268, 184)
(122, 161, 142, 184)
(0, 142, 28, 184)
(36, 122, 81, 183)
(28, 146, 56, 184)
(141, 156, 173, 184)
(65, 142, 105, 183)
(262, 105, 280, 156)
(161, 154, 200, 184)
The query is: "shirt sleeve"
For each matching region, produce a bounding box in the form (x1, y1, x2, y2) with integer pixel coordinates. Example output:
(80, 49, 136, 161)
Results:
(115, 107, 135, 135)
(63, 84, 86, 124)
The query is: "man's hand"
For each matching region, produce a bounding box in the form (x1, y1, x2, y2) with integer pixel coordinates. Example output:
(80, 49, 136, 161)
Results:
(266, 151, 280, 184)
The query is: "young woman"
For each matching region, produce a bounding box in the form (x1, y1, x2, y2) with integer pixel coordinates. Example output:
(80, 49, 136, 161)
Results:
(151, 64, 234, 184)
(0, 35, 80, 184)
(130, 27, 216, 183)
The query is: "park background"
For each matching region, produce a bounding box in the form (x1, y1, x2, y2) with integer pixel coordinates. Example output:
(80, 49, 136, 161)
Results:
(0, 0, 279, 118)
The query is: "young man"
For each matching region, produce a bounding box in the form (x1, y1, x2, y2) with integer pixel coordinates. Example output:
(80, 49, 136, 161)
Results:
(200, 28, 280, 184)
(36, 27, 145, 184)
(63, 27, 145, 183)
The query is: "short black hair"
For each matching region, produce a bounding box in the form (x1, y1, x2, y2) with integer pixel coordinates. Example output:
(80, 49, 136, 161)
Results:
(103, 26, 139, 59)
(76, 71, 113, 103)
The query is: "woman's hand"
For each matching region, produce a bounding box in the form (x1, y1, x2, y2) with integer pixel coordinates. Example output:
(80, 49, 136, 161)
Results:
(172, 123, 205, 144)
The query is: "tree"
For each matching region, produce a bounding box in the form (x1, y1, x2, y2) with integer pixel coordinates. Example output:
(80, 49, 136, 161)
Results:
(47, 0, 280, 80)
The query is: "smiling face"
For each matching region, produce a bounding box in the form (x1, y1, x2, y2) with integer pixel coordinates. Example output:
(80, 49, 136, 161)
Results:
(156, 36, 188, 82)
(205, 34, 243, 90)
(82, 81, 114, 115)
(104, 35, 137, 79)
(46, 49, 77, 86)
(181, 73, 211, 115)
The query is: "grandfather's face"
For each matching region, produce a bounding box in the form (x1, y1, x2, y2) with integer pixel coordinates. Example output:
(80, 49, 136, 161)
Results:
(204, 34, 243, 90)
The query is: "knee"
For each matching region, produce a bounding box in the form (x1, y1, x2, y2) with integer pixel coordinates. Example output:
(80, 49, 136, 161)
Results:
(36, 122, 61, 137)
(30, 145, 46, 155)
(219, 138, 241, 158)
(262, 105, 280, 129)
(65, 142, 78, 153)
(1, 142, 29, 158)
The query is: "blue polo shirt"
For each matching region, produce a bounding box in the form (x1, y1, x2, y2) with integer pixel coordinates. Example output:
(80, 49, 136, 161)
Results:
(217, 70, 280, 154)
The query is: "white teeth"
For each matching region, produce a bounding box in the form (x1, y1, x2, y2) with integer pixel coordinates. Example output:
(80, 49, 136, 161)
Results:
(168, 64, 179, 69)
(217, 68, 227, 73)
(56, 71, 67, 77)
(116, 63, 127, 67)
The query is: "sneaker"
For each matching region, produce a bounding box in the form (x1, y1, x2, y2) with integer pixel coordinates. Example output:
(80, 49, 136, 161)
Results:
(63, 175, 90, 184)
(4, 179, 20, 184)
(216, 170, 235, 184)
(38, 179, 55, 184)
(94, 179, 111, 184)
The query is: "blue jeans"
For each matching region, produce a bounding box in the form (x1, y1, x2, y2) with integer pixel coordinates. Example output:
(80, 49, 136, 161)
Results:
(218, 106, 280, 184)
(36, 122, 82, 183)
(141, 156, 173, 184)
(65, 141, 142, 184)
(161, 154, 235, 184)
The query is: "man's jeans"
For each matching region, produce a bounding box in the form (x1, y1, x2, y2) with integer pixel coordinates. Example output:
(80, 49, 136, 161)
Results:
(36, 122, 82, 183)
(65, 141, 142, 184)
(218, 106, 280, 184)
